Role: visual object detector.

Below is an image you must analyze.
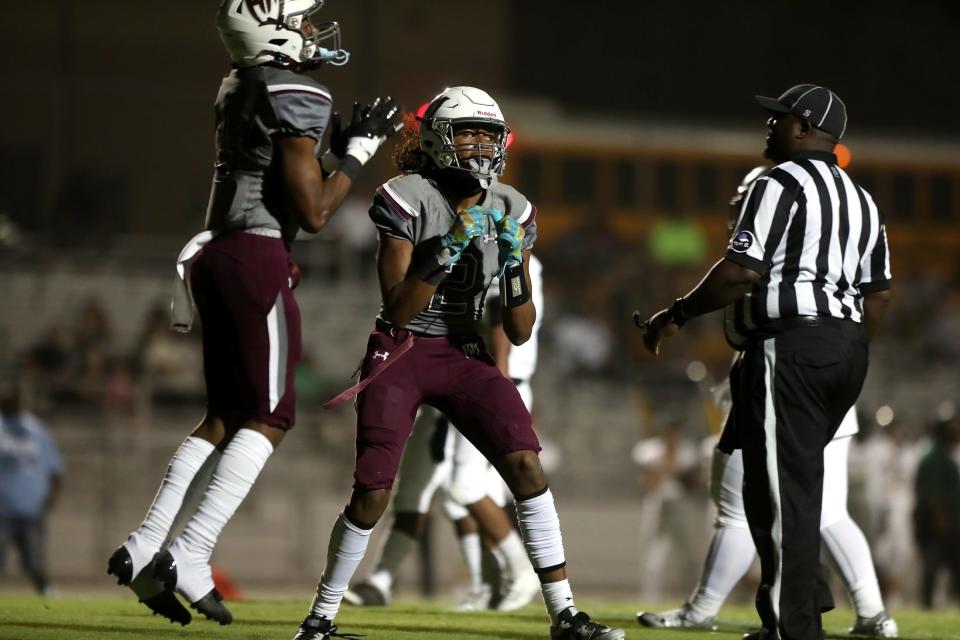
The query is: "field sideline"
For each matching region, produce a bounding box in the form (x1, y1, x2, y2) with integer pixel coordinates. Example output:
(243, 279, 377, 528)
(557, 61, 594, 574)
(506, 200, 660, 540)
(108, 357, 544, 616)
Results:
(1, 596, 958, 640)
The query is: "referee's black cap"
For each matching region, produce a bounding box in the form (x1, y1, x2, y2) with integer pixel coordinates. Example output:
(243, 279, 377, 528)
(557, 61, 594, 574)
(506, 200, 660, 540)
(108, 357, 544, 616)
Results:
(755, 84, 847, 139)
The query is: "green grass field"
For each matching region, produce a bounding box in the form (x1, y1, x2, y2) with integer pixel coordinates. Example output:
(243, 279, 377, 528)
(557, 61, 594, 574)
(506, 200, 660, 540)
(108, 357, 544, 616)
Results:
(0, 596, 958, 640)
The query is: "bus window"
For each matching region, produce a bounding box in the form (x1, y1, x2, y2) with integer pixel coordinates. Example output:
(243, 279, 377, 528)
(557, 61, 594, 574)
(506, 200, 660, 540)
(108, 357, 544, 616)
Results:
(656, 162, 677, 210)
(562, 156, 597, 205)
(891, 172, 914, 219)
(695, 164, 718, 210)
(930, 173, 954, 221)
(616, 159, 636, 208)
(517, 155, 542, 202)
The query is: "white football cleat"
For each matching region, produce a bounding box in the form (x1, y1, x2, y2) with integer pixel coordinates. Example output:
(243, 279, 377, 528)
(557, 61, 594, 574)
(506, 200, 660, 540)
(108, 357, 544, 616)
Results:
(637, 603, 717, 630)
(850, 611, 898, 638)
(496, 566, 540, 611)
(342, 579, 390, 607)
(452, 584, 492, 612)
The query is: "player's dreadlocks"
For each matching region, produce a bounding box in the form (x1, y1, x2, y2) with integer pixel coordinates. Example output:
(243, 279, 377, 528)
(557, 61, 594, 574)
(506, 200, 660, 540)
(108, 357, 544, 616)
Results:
(392, 112, 429, 174)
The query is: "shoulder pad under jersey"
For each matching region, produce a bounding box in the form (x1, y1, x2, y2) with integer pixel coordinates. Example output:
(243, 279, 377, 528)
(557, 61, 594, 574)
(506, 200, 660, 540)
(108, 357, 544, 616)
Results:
(263, 67, 333, 140)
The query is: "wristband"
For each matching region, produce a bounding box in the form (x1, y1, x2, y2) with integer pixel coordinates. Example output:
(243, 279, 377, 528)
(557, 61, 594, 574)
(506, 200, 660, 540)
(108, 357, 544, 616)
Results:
(667, 297, 689, 327)
(411, 248, 453, 285)
(338, 154, 363, 181)
(320, 149, 341, 176)
(500, 263, 530, 308)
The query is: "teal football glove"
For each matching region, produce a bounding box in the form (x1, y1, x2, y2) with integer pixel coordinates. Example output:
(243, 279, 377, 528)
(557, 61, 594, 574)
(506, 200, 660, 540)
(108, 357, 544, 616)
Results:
(439, 205, 490, 265)
(494, 213, 524, 276)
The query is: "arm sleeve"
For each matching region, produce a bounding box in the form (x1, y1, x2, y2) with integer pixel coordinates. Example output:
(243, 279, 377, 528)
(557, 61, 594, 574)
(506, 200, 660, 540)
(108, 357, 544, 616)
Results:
(369, 190, 416, 243)
(858, 194, 892, 293)
(265, 87, 332, 142)
(724, 176, 790, 276)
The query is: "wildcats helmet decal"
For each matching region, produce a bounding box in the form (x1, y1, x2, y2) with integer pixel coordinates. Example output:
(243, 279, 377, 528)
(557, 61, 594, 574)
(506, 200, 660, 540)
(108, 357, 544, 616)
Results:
(242, 0, 282, 25)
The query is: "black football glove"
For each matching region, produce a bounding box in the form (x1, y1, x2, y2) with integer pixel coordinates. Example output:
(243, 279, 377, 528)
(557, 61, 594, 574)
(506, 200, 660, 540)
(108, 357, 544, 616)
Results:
(343, 97, 402, 165)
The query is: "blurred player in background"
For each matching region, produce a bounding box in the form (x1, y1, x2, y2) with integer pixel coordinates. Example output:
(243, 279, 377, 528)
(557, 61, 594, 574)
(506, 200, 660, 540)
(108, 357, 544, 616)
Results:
(0, 383, 64, 596)
(638, 169, 896, 637)
(344, 255, 544, 612)
(913, 414, 960, 608)
(107, 0, 399, 626)
(292, 87, 623, 640)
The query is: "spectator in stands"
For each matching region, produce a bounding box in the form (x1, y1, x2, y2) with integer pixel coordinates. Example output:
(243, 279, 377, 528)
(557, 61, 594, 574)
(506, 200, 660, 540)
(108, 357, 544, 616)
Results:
(136, 303, 204, 406)
(0, 382, 64, 595)
(22, 326, 74, 406)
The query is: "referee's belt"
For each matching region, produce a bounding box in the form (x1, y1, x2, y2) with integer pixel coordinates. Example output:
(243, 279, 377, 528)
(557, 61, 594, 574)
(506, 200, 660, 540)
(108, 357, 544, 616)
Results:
(754, 315, 863, 337)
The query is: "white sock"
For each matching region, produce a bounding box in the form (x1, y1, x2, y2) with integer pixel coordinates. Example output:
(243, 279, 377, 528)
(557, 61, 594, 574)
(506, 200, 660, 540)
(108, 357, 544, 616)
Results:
(458, 532, 482, 590)
(687, 525, 756, 620)
(370, 527, 417, 588)
(495, 530, 528, 571)
(515, 489, 566, 571)
(169, 429, 274, 601)
(490, 539, 507, 571)
(311, 513, 374, 620)
(125, 436, 215, 576)
(822, 518, 885, 618)
(541, 579, 576, 625)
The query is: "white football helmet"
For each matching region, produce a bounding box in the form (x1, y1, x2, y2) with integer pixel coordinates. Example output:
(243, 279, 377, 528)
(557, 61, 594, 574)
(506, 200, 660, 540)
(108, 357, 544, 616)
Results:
(419, 87, 510, 188)
(216, 0, 349, 68)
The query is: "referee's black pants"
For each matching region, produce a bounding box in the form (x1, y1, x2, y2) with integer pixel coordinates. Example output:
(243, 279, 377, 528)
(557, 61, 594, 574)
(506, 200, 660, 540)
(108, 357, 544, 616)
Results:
(735, 319, 868, 640)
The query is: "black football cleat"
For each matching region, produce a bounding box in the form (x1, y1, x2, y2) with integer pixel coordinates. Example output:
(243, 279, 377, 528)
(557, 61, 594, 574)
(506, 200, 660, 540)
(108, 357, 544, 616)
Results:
(153, 550, 233, 625)
(107, 546, 134, 586)
(110, 547, 193, 625)
(292, 614, 364, 640)
(551, 608, 625, 640)
(140, 589, 193, 626)
(191, 589, 233, 626)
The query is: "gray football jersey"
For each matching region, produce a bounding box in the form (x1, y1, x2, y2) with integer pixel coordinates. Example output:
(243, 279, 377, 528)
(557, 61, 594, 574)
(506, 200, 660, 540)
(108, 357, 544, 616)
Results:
(204, 66, 332, 242)
(370, 174, 538, 336)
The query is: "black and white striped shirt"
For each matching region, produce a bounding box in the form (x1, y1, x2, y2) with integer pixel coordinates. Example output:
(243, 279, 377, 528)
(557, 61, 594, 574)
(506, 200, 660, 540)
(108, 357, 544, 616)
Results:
(724, 150, 891, 331)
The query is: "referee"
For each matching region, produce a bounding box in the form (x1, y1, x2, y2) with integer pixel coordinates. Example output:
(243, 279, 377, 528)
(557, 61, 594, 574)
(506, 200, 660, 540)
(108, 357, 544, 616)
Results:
(637, 84, 891, 640)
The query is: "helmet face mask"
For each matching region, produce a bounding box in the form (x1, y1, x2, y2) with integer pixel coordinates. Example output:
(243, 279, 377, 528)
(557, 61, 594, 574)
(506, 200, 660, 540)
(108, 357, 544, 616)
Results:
(217, 0, 350, 69)
(419, 87, 510, 188)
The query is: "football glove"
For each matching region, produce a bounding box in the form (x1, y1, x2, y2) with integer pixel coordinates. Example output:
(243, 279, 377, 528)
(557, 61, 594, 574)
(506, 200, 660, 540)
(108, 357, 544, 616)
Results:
(438, 205, 490, 265)
(344, 96, 402, 165)
(492, 211, 524, 276)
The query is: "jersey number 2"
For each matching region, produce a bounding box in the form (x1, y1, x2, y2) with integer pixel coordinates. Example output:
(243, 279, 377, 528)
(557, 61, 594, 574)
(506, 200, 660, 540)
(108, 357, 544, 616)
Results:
(428, 254, 479, 317)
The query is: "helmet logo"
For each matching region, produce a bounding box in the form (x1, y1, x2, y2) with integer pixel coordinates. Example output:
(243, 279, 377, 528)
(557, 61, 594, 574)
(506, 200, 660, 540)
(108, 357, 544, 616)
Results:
(475, 110, 498, 118)
(244, 0, 280, 24)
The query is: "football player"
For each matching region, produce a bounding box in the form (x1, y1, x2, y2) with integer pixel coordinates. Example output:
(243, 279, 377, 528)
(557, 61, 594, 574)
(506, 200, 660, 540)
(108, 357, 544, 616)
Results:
(637, 169, 897, 638)
(343, 255, 545, 612)
(106, 0, 399, 626)
(291, 88, 623, 640)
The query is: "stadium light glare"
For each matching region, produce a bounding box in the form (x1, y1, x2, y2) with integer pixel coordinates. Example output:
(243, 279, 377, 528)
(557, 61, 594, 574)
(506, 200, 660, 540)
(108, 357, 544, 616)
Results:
(685, 360, 707, 383)
(876, 405, 894, 427)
